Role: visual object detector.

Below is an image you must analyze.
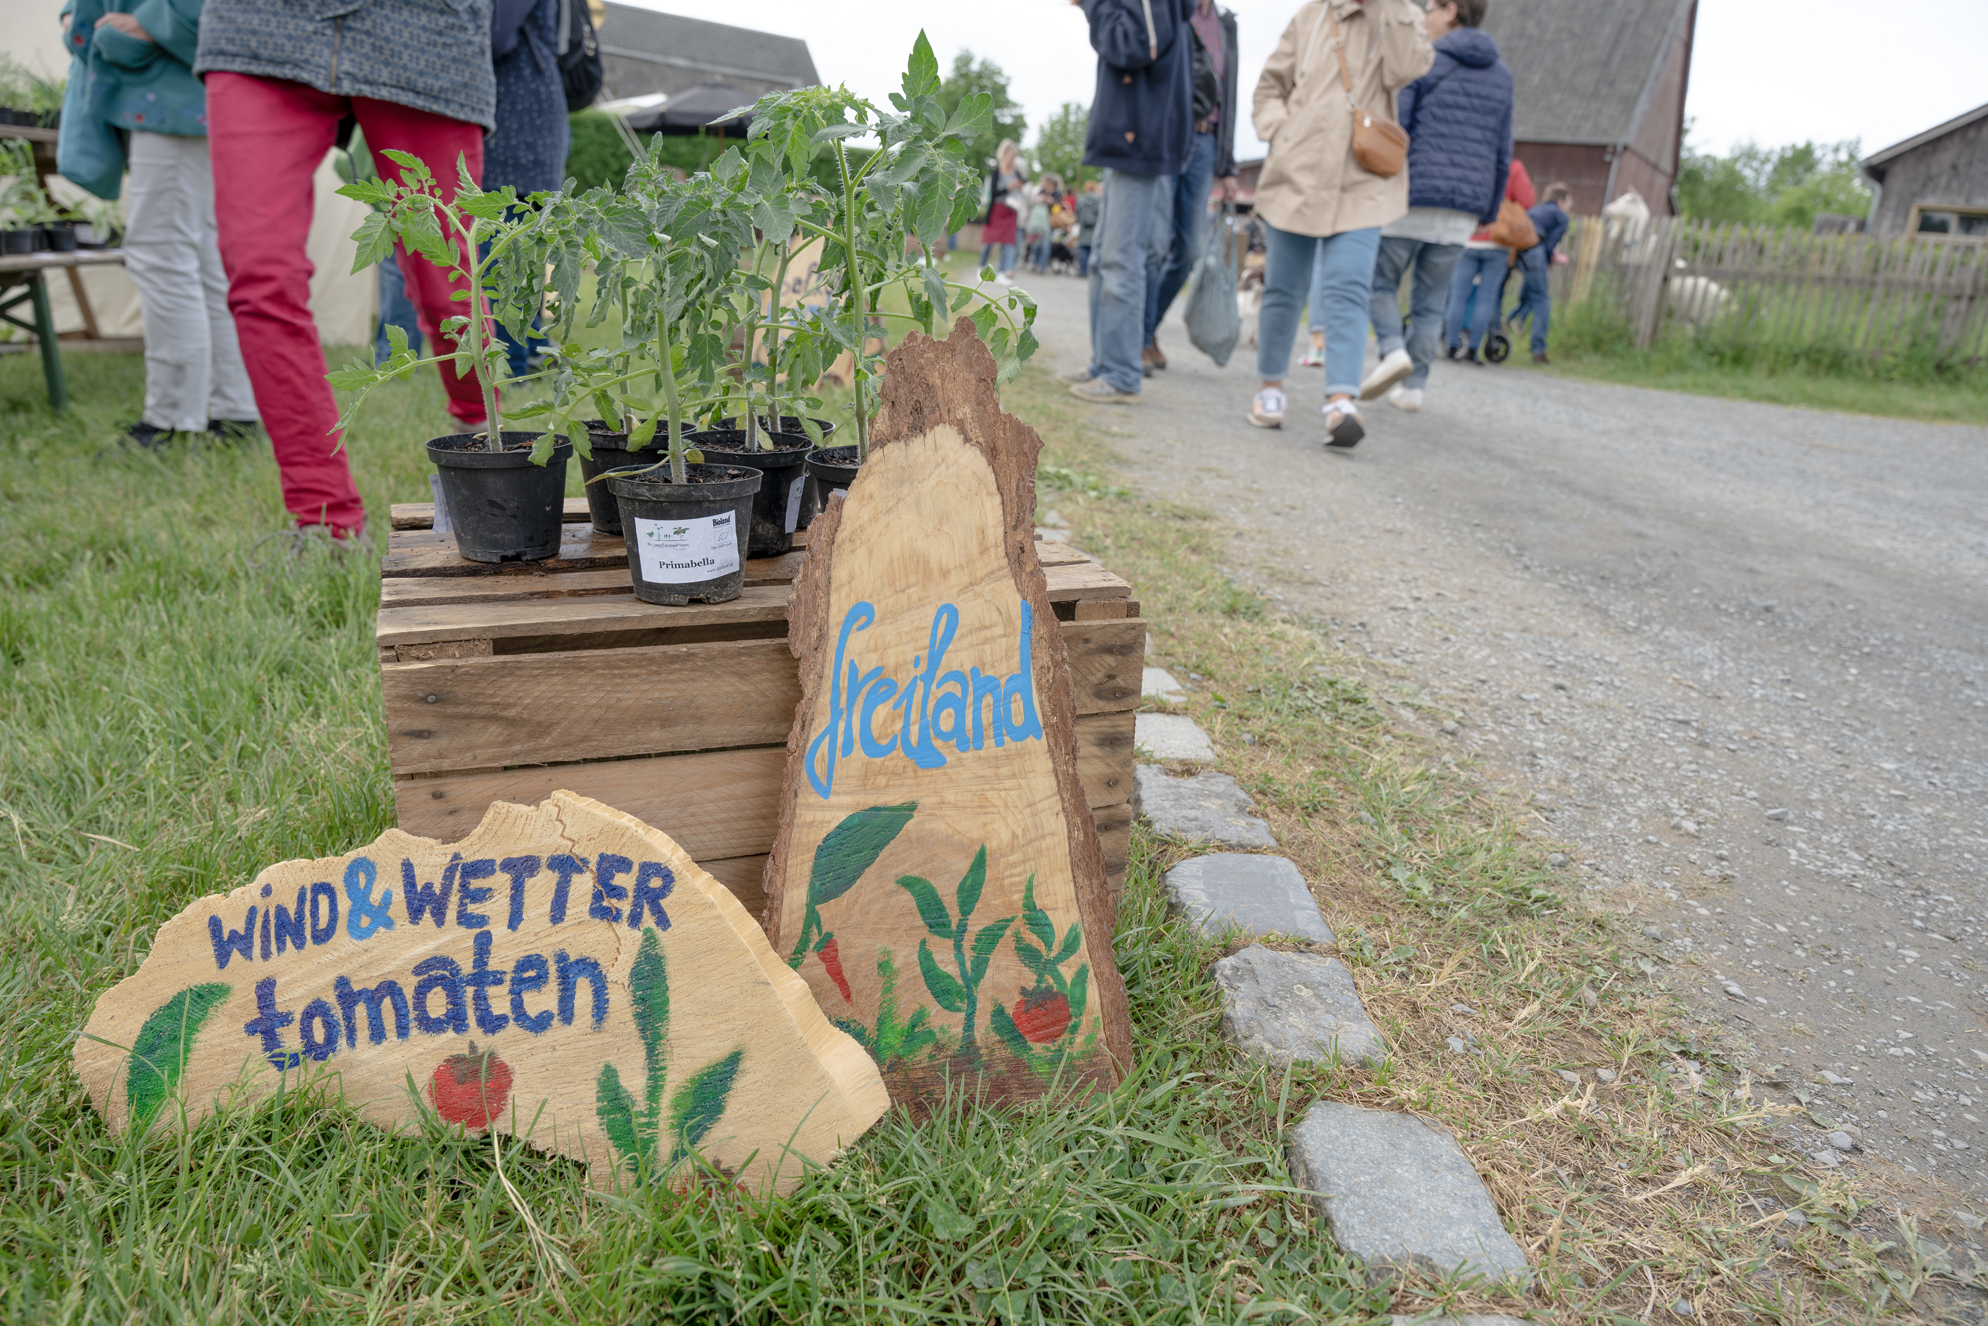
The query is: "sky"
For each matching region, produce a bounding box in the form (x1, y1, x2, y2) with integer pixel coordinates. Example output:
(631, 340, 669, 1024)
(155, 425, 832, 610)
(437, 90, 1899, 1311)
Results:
(622, 0, 1988, 167)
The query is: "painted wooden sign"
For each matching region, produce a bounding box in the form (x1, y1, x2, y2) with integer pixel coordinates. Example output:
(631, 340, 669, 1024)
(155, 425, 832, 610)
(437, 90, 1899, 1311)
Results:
(74, 793, 888, 1193)
(762, 321, 1131, 1110)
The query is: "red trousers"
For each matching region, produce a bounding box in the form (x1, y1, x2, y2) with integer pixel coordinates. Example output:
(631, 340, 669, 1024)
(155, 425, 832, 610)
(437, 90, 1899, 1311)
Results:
(207, 73, 486, 534)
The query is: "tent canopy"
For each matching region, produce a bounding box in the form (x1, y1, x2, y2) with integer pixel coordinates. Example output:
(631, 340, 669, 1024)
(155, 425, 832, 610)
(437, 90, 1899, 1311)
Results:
(622, 80, 755, 136)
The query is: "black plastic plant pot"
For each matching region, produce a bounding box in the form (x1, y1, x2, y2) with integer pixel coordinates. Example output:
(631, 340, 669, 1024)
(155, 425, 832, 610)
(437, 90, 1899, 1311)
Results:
(576, 423, 673, 536)
(718, 415, 837, 444)
(608, 463, 762, 606)
(683, 428, 814, 556)
(44, 222, 76, 253)
(2, 228, 43, 255)
(425, 431, 573, 564)
(802, 445, 862, 525)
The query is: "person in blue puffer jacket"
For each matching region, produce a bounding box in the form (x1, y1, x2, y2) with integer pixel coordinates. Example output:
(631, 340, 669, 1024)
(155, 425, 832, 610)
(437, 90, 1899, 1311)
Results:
(1508, 181, 1570, 362)
(1358, 0, 1512, 413)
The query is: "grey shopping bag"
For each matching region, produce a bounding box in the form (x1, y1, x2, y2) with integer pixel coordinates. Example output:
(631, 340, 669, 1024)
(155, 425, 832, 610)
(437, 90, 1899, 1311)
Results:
(1184, 204, 1241, 367)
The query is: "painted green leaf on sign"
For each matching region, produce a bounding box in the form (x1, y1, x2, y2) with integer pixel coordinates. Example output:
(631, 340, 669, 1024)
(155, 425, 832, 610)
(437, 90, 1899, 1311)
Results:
(126, 983, 231, 1128)
(808, 803, 916, 908)
(667, 1047, 744, 1167)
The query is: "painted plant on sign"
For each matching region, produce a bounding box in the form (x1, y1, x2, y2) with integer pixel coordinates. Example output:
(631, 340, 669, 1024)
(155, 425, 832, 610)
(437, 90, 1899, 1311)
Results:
(596, 927, 745, 1186)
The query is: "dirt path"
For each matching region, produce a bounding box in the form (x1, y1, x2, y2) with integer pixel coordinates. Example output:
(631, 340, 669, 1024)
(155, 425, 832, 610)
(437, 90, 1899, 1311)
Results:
(1019, 268, 1988, 1196)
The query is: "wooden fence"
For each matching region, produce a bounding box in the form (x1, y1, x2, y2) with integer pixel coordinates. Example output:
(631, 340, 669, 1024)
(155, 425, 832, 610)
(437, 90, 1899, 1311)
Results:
(1546, 216, 1988, 364)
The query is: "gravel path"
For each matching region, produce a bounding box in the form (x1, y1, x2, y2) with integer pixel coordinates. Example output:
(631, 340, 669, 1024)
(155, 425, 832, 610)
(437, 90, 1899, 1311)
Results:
(1016, 267, 1988, 1195)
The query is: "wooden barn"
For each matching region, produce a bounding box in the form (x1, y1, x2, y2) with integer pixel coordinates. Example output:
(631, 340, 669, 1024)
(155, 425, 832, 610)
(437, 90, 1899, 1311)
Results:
(1481, 0, 1698, 216)
(597, 3, 820, 105)
(1860, 101, 1988, 239)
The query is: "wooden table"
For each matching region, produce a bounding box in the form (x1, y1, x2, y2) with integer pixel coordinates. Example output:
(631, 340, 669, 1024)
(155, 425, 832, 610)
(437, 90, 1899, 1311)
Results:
(377, 504, 1148, 915)
(0, 248, 127, 411)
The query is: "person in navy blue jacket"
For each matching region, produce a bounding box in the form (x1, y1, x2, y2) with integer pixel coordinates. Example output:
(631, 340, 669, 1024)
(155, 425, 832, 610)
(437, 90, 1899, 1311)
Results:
(1509, 182, 1570, 361)
(1060, 0, 1196, 404)
(1358, 0, 1512, 413)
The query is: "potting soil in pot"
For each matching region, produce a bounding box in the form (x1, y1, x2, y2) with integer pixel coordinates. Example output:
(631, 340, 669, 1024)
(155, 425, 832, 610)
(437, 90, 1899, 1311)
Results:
(575, 422, 678, 536)
(684, 428, 814, 556)
(802, 444, 862, 524)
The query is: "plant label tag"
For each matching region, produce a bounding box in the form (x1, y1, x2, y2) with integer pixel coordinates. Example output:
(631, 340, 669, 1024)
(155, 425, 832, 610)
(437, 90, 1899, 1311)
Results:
(429, 474, 453, 536)
(784, 476, 806, 534)
(632, 511, 739, 583)
(72, 793, 888, 1193)
(763, 324, 1129, 1115)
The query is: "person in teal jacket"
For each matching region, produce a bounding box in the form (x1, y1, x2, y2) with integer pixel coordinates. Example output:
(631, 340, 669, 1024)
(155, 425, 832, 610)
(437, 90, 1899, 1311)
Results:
(58, 0, 258, 447)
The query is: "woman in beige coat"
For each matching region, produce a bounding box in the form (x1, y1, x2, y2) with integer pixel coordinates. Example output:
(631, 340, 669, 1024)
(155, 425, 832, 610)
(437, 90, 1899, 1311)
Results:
(1246, 0, 1431, 447)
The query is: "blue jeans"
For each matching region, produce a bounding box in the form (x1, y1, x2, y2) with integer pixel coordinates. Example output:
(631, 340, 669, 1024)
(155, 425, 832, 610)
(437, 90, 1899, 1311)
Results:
(1257, 223, 1381, 400)
(1370, 236, 1464, 389)
(373, 249, 424, 365)
(1145, 130, 1218, 342)
(1026, 233, 1050, 270)
(1508, 246, 1551, 353)
(1078, 244, 1091, 277)
(1445, 247, 1511, 354)
(1087, 168, 1174, 393)
(978, 241, 1017, 274)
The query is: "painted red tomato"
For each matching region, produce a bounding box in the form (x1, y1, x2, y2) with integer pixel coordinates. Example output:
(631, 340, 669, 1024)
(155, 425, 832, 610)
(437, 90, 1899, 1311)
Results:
(430, 1043, 513, 1129)
(1011, 986, 1071, 1044)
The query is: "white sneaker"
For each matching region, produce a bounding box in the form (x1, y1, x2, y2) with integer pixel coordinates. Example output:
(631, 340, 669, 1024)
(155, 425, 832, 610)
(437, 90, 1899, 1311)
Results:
(1298, 346, 1324, 367)
(1323, 398, 1364, 449)
(994, 273, 1012, 286)
(1248, 386, 1287, 429)
(1385, 384, 1423, 412)
(1359, 347, 1415, 400)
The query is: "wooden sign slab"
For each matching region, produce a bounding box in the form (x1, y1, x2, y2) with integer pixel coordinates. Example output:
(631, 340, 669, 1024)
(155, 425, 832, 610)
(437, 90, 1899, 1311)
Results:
(74, 793, 888, 1193)
(762, 321, 1132, 1110)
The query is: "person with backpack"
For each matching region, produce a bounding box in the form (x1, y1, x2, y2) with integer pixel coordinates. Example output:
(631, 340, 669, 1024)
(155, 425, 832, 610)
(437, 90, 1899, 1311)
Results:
(486, 0, 575, 379)
(1244, 0, 1432, 447)
(194, 0, 498, 542)
(57, 0, 261, 450)
(1359, 0, 1512, 413)
(1444, 155, 1532, 363)
(1508, 180, 1571, 362)
(1141, 0, 1240, 374)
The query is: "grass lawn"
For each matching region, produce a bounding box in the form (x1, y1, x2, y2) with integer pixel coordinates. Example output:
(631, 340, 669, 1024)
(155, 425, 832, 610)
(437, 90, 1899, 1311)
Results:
(0, 342, 1973, 1322)
(1534, 354, 1988, 427)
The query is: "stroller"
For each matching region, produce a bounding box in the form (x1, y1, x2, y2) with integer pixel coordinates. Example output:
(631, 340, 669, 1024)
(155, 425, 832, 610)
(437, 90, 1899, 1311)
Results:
(1447, 260, 1522, 363)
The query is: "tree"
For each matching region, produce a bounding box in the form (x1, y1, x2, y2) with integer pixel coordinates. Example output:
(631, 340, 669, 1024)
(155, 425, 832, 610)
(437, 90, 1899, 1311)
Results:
(937, 51, 1025, 172)
(1032, 102, 1089, 188)
(1675, 128, 1871, 230)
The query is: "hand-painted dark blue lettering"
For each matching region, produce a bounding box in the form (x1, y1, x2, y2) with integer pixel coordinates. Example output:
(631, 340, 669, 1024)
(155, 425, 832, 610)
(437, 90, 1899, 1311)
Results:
(546, 853, 588, 925)
(208, 907, 256, 970)
(467, 930, 509, 1035)
(272, 886, 308, 956)
(627, 861, 673, 929)
(335, 975, 410, 1046)
(410, 955, 467, 1035)
(509, 953, 553, 1034)
(499, 855, 542, 932)
(591, 854, 632, 923)
(308, 881, 339, 946)
(402, 854, 457, 928)
(298, 999, 341, 1062)
(455, 857, 497, 929)
(556, 950, 608, 1028)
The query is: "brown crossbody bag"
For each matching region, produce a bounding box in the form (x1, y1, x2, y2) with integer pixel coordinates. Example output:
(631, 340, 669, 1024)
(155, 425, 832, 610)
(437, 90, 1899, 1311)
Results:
(1327, 5, 1408, 177)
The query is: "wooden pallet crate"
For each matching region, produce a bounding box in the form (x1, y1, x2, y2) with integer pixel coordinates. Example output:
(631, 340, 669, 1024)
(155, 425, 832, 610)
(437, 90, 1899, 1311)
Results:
(377, 501, 1146, 918)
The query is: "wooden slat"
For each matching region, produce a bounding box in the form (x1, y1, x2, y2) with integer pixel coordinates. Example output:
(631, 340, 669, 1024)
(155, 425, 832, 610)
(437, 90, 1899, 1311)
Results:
(391, 712, 1136, 852)
(378, 554, 805, 609)
(382, 638, 801, 774)
(376, 585, 791, 648)
(382, 524, 631, 578)
(698, 855, 769, 917)
(1095, 800, 1133, 910)
(1062, 619, 1146, 716)
(390, 498, 591, 530)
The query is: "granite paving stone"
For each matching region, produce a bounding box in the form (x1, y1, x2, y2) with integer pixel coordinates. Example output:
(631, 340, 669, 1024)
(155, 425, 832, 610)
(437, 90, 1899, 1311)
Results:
(1134, 712, 1215, 760)
(1165, 854, 1332, 942)
(1132, 767, 1277, 849)
(1287, 1101, 1533, 1286)
(1142, 667, 1188, 701)
(1213, 945, 1383, 1067)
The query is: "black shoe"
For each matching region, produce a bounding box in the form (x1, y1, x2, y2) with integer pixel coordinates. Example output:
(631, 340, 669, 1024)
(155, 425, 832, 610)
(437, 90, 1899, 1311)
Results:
(1462, 349, 1484, 365)
(1443, 343, 1460, 360)
(121, 420, 177, 450)
(1531, 352, 1551, 365)
(1324, 403, 1365, 450)
(208, 418, 265, 442)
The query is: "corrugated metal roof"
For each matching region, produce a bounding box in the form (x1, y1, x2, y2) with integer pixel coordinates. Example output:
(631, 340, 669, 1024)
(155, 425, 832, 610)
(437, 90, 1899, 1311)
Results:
(1480, 0, 1693, 146)
(599, 3, 820, 90)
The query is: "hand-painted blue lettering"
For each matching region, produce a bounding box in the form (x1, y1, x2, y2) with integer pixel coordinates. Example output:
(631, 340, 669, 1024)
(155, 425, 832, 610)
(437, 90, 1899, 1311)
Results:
(499, 855, 542, 932)
(298, 999, 341, 1062)
(335, 975, 410, 1046)
(402, 854, 457, 928)
(467, 930, 509, 1036)
(546, 853, 588, 924)
(627, 861, 674, 929)
(410, 955, 467, 1035)
(344, 857, 393, 940)
(455, 857, 497, 929)
(208, 907, 256, 970)
(858, 676, 900, 757)
(258, 903, 272, 961)
(272, 886, 308, 956)
(970, 667, 1004, 749)
(556, 950, 608, 1028)
(806, 601, 875, 797)
(308, 881, 339, 945)
(509, 953, 554, 1033)
(591, 854, 632, 923)
(242, 976, 294, 1056)
(808, 599, 1042, 798)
